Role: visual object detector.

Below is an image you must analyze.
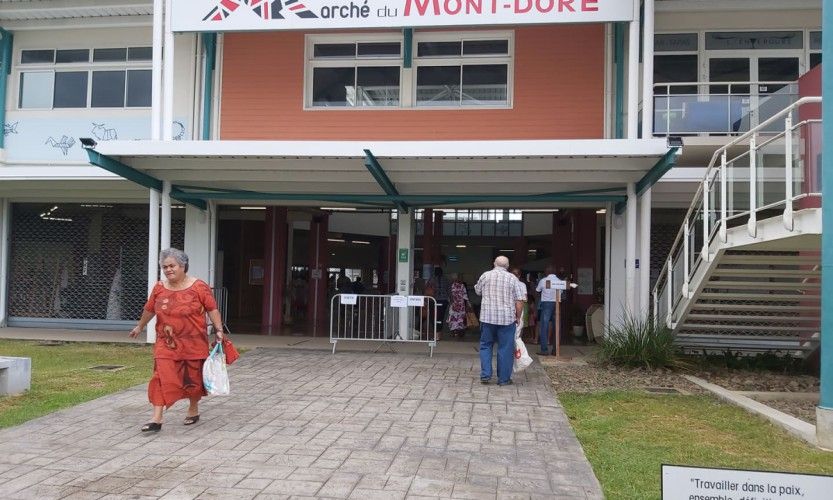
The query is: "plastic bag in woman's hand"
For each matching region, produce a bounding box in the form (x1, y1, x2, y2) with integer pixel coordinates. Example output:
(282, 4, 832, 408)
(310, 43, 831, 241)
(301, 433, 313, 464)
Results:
(513, 337, 533, 374)
(202, 342, 230, 395)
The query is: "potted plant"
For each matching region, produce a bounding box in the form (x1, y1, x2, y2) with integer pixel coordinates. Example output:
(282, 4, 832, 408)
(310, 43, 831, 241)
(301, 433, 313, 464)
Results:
(571, 304, 586, 338)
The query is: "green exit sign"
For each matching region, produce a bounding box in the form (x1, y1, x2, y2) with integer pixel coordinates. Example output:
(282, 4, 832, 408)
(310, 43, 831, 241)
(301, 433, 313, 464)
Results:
(398, 249, 409, 263)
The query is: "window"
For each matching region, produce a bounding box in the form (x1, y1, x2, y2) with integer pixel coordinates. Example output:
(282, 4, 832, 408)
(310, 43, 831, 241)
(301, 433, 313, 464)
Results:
(308, 39, 402, 108)
(653, 34, 698, 95)
(17, 47, 152, 109)
(415, 35, 511, 107)
(810, 31, 822, 70)
(306, 32, 512, 109)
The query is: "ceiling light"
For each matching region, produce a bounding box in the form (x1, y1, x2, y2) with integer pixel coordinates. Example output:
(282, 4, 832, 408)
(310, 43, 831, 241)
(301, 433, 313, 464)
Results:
(240, 206, 266, 210)
(328, 238, 345, 243)
(352, 240, 370, 245)
(321, 207, 357, 211)
(499, 249, 514, 252)
(596, 209, 607, 214)
(456, 244, 466, 248)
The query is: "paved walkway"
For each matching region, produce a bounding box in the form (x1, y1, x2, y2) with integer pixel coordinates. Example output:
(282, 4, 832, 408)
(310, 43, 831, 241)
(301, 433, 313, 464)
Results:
(0, 348, 603, 499)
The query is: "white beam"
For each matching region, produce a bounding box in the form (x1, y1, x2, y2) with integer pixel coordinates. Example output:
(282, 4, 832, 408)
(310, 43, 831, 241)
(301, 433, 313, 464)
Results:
(152, 0, 163, 141)
(627, 1, 640, 139)
(162, 0, 174, 140)
(639, 188, 652, 315)
(641, 0, 655, 139)
(160, 180, 171, 250)
(0, 199, 10, 327)
(626, 183, 637, 315)
(396, 211, 414, 340)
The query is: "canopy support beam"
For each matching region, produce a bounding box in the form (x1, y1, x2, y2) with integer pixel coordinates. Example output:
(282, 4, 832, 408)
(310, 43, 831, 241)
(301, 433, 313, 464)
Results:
(363, 149, 408, 212)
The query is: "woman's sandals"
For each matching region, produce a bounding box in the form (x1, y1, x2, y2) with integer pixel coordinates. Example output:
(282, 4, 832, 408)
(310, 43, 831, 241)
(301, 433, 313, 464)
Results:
(183, 415, 200, 426)
(141, 422, 162, 432)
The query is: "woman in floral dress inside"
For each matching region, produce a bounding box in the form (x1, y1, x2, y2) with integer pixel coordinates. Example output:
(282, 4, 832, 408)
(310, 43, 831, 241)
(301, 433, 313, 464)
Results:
(447, 273, 470, 339)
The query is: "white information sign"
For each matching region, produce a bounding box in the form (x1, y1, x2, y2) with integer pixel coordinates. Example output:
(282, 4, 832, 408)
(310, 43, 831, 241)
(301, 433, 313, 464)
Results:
(662, 465, 833, 500)
(340, 294, 357, 305)
(407, 295, 426, 307)
(172, 0, 636, 33)
(390, 295, 408, 308)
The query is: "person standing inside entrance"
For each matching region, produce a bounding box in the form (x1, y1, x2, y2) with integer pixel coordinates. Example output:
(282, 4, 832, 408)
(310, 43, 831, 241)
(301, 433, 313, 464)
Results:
(475, 256, 523, 386)
(536, 265, 564, 356)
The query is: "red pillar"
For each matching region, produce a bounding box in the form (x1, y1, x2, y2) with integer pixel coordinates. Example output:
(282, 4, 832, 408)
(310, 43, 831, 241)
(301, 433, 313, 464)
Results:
(307, 213, 329, 335)
(422, 209, 434, 277)
(513, 237, 528, 267)
(433, 211, 444, 266)
(261, 207, 287, 335)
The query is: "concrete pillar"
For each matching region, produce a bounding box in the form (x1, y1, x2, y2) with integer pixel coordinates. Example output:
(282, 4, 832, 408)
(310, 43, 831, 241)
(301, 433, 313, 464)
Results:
(146, 190, 160, 343)
(625, 183, 637, 316)
(160, 180, 171, 251)
(184, 204, 213, 284)
(817, 0, 833, 449)
(639, 188, 652, 315)
(262, 207, 288, 334)
(641, 0, 655, 139)
(422, 208, 433, 280)
(307, 213, 329, 336)
(627, 0, 641, 139)
(0, 199, 9, 327)
(396, 211, 414, 339)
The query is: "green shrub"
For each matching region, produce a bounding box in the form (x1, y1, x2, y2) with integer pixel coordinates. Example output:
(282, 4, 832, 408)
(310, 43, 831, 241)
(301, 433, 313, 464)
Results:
(599, 314, 680, 369)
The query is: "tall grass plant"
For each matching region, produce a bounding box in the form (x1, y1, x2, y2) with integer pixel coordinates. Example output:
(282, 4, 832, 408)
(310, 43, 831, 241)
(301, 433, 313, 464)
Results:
(599, 314, 680, 369)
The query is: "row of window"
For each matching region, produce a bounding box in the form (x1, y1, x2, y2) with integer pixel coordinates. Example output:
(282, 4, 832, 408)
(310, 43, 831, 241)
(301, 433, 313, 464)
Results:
(18, 47, 152, 110)
(307, 35, 513, 109)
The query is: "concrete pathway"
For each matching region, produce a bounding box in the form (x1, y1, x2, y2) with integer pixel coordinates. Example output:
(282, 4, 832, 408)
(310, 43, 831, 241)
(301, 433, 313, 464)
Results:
(0, 348, 603, 499)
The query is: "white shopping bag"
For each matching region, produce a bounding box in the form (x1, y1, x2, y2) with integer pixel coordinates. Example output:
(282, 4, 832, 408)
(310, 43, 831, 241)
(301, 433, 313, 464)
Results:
(202, 342, 230, 395)
(513, 337, 533, 373)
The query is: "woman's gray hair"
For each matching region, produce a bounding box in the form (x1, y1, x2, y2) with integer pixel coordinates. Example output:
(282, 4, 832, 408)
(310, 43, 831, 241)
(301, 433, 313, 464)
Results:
(159, 247, 189, 272)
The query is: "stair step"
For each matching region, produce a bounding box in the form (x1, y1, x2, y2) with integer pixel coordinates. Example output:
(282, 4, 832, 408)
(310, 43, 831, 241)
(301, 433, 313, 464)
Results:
(698, 293, 819, 301)
(682, 323, 819, 333)
(674, 334, 817, 352)
(711, 269, 820, 278)
(691, 304, 820, 312)
(721, 255, 818, 265)
(704, 281, 820, 290)
(687, 313, 817, 322)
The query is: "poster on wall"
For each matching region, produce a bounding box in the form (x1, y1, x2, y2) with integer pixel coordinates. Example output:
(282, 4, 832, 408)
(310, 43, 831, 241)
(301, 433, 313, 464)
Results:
(172, 0, 636, 33)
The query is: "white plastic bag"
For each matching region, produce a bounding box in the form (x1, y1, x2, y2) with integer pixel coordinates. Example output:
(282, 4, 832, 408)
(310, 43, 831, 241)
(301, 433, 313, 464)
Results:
(513, 337, 533, 374)
(202, 342, 230, 395)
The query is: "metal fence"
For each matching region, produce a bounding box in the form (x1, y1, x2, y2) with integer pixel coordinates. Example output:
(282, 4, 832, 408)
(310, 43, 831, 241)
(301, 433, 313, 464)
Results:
(7, 203, 184, 329)
(329, 294, 438, 356)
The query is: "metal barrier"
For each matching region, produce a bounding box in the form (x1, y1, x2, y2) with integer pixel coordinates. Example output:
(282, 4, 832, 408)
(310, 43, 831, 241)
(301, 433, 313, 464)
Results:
(329, 294, 438, 356)
(212, 286, 228, 323)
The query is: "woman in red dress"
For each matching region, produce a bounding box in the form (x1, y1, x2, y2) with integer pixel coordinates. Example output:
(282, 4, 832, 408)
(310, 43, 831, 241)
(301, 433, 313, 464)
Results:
(129, 248, 224, 432)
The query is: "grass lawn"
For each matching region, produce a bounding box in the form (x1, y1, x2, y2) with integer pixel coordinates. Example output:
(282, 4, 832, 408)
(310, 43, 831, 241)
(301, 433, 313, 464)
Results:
(0, 339, 153, 429)
(560, 391, 833, 500)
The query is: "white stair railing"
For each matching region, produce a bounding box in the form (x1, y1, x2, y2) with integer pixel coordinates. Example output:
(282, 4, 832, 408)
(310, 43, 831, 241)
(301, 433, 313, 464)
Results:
(653, 97, 822, 329)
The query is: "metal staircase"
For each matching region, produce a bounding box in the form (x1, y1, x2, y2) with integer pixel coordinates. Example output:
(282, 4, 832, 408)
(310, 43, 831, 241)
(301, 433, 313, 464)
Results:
(653, 97, 822, 357)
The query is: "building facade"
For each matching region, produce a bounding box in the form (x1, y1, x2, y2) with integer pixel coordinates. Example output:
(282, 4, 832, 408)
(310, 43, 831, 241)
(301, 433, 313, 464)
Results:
(0, 0, 823, 338)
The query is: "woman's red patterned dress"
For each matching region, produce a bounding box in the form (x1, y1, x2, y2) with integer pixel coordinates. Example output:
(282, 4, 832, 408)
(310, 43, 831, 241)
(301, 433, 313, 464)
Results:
(144, 279, 217, 407)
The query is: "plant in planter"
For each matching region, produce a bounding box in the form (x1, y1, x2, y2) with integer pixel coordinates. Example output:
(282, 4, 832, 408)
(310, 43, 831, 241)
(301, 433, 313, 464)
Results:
(570, 304, 586, 338)
(599, 313, 681, 369)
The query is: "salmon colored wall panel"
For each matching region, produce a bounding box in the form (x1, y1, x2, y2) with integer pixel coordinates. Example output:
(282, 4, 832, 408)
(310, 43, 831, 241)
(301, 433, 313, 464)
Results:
(220, 25, 605, 141)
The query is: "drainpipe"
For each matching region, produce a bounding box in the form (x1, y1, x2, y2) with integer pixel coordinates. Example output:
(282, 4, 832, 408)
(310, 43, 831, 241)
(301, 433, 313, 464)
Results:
(201, 33, 216, 140)
(817, 0, 833, 449)
(0, 28, 13, 150)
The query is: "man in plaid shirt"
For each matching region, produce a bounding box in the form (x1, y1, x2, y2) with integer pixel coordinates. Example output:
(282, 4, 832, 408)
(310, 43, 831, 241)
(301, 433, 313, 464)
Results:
(474, 256, 524, 386)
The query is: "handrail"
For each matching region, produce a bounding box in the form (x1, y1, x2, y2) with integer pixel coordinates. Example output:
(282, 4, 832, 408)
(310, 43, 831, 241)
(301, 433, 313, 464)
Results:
(654, 80, 796, 90)
(652, 97, 822, 326)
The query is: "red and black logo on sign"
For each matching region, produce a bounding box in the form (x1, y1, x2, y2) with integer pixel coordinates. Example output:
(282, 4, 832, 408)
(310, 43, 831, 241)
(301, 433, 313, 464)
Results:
(203, 0, 318, 22)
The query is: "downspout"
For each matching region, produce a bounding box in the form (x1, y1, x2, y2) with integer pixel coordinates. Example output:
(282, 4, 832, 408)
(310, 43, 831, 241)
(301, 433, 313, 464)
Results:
(201, 33, 216, 140)
(0, 28, 14, 150)
(613, 23, 625, 139)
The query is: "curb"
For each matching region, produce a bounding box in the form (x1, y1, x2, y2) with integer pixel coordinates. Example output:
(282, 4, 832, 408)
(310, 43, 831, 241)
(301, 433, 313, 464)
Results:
(682, 375, 817, 447)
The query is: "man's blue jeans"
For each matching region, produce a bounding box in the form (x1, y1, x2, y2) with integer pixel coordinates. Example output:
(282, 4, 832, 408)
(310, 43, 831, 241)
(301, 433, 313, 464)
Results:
(538, 301, 555, 354)
(480, 322, 516, 384)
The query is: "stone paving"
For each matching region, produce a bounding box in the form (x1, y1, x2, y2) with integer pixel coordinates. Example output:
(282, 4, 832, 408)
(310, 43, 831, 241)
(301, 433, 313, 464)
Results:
(0, 348, 603, 499)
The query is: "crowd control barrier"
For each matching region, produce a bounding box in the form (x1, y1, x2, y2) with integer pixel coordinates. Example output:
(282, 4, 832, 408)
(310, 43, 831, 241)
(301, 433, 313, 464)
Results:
(329, 294, 438, 356)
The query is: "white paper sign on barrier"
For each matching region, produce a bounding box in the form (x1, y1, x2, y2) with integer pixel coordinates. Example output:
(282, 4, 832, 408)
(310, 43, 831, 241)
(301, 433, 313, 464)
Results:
(390, 295, 408, 308)
(172, 0, 636, 33)
(340, 294, 357, 305)
(661, 465, 833, 500)
(407, 295, 425, 307)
